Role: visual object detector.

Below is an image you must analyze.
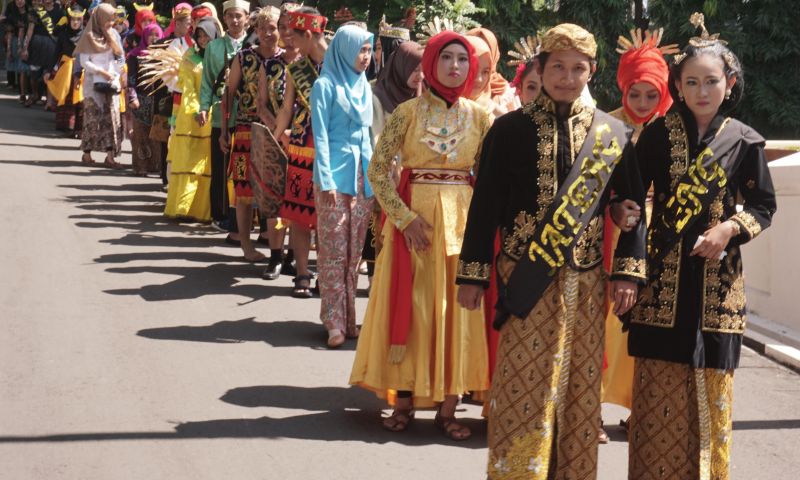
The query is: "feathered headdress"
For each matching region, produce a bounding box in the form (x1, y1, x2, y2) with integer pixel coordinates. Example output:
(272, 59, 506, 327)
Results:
(507, 35, 540, 67)
(616, 28, 679, 56)
(137, 44, 184, 92)
(416, 16, 464, 46)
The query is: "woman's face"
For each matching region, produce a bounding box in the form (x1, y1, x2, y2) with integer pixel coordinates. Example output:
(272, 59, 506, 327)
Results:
(140, 18, 154, 31)
(257, 17, 278, 50)
(195, 28, 210, 49)
(146, 30, 159, 45)
(353, 41, 372, 73)
(43, 0, 53, 10)
(14, 0, 25, 9)
(675, 53, 735, 121)
(406, 63, 424, 90)
(31, 0, 43, 9)
(174, 16, 191, 37)
(69, 16, 83, 30)
(519, 65, 541, 105)
(373, 39, 383, 64)
(104, 19, 116, 31)
(470, 54, 491, 97)
(436, 43, 470, 89)
(626, 81, 660, 119)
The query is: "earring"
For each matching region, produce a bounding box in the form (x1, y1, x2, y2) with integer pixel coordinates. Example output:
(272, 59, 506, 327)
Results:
(725, 89, 732, 99)
(678, 92, 684, 101)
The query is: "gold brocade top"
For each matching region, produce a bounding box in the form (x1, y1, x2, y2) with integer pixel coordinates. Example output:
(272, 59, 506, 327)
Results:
(609, 107, 645, 143)
(367, 90, 491, 255)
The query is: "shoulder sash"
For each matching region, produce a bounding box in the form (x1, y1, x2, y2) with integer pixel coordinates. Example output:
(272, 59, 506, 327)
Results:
(287, 57, 319, 110)
(495, 110, 628, 327)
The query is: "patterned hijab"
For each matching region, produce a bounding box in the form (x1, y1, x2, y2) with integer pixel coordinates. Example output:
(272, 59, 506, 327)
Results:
(320, 24, 374, 126)
(373, 41, 423, 114)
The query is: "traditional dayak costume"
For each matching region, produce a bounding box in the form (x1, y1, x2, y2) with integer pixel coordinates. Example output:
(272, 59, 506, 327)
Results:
(626, 14, 776, 480)
(350, 31, 491, 407)
(278, 9, 328, 228)
(457, 24, 647, 479)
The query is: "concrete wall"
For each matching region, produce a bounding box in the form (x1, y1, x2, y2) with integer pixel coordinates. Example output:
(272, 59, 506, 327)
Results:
(743, 151, 800, 333)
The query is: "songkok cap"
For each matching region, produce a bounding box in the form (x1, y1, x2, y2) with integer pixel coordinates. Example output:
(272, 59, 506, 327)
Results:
(222, 0, 250, 14)
(379, 25, 410, 41)
(540, 23, 597, 59)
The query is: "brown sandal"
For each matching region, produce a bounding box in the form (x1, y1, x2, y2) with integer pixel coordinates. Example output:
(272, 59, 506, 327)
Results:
(434, 413, 471, 441)
(382, 408, 415, 432)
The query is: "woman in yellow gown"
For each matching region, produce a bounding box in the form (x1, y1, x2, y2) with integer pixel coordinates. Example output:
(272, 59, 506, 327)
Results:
(349, 31, 491, 441)
(164, 18, 220, 222)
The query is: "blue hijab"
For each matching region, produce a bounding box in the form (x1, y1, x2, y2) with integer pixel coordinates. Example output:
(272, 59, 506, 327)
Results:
(320, 25, 373, 126)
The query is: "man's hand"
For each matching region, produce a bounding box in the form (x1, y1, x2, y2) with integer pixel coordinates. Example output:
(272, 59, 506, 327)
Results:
(402, 216, 432, 252)
(610, 199, 642, 232)
(197, 110, 208, 127)
(611, 280, 638, 316)
(219, 131, 231, 154)
(457, 284, 484, 310)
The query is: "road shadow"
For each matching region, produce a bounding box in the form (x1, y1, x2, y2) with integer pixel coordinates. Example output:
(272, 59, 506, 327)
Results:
(0, 408, 487, 448)
(0, 143, 87, 152)
(95, 251, 234, 264)
(105, 264, 277, 304)
(59, 183, 164, 192)
(136, 318, 347, 350)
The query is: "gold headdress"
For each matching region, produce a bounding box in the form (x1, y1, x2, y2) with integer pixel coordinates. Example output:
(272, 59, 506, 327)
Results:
(416, 16, 464, 46)
(133, 2, 154, 12)
(507, 35, 540, 67)
(67, 5, 86, 19)
(616, 28, 679, 56)
(378, 15, 411, 41)
(674, 13, 736, 68)
(540, 23, 597, 59)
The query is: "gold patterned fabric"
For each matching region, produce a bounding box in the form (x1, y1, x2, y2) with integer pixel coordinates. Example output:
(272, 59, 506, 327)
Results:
(368, 90, 491, 249)
(488, 255, 605, 480)
(629, 358, 733, 480)
(540, 23, 598, 59)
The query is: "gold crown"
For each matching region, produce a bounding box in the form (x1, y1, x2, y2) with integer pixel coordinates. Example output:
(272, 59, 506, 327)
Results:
(67, 6, 86, 18)
(507, 35, 540, 67)
(616, 28, 679, 56)
(378, 15, 410, 40)
(688, 12, 726, 48)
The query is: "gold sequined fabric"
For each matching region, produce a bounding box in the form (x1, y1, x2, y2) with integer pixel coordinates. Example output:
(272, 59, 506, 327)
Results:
(488, 255, 605, 480)
(629, 358, 733, 480)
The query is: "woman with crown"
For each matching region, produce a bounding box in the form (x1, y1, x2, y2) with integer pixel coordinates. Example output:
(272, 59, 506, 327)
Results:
(625, 14, 776, 479)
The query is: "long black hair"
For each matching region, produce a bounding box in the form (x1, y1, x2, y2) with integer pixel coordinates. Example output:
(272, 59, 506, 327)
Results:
(668, 41, 744, 113)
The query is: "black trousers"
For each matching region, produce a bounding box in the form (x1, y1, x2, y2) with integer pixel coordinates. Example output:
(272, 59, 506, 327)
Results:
(210, 127, 228, 222)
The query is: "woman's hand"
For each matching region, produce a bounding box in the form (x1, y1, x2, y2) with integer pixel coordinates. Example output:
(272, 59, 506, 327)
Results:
(457, 284, 484, 310)
(690, 221, 737, 260)
(197, 110, 208, 127)
(318, 190, 337, 208)
(610, 199, 642, 232)
(100, 69, 114, 81)
(20, 48, 28, 61)
(129, 98, 140, 110)
(402, 216, 432, 252)
(611, 280, 638, 316)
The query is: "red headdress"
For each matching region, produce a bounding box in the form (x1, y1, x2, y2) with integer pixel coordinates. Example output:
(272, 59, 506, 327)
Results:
(134, 8, 156, 37)
(287, 11, 327, 33)
(421, 31, 477, 104)
(616, 28, 679, 124)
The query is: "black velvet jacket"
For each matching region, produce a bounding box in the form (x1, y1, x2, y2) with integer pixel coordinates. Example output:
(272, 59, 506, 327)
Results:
(456, 93, 648, 288)
(627, 107, 776, 369)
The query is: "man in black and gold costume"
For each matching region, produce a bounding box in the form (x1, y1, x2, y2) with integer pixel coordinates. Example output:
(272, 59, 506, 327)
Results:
(456, 24, 647, 479)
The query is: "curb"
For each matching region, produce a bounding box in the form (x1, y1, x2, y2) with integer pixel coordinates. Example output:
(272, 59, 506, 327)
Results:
(744, 328, 800, 374)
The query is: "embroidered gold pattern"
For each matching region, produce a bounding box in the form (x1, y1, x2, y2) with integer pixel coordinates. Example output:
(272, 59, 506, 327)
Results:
(731, 211, 761, 239)
(703, 249, 746, 333)
(572, 215, 604, 268)
(612, 256, 647, 279)
(665, 113, 689, 189)
(503, 210, 538, 261)
(632, 242, 681, 328)
(456, 260, 492, 281)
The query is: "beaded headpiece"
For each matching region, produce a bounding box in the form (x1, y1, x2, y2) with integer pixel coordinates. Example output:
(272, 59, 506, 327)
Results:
(674, 12, 735, 69)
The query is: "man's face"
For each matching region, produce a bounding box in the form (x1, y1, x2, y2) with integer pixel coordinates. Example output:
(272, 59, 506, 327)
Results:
(538, 49, 594, 104)
(224, 8, 248, 36)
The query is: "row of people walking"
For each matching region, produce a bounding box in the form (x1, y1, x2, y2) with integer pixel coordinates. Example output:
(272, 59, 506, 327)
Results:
(21, 2, 776, 478)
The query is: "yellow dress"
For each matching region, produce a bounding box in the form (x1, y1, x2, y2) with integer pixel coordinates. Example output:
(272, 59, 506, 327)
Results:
(349, 91, 491, 408)
(600, 108, 646, 409)
(164, 49, 212, 222)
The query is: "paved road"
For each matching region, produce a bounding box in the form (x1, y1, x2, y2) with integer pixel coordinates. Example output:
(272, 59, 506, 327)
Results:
(0, 92, 798, 479)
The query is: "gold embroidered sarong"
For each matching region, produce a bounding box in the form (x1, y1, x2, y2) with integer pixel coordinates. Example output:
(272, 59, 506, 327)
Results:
(629, 358, 734, 480)
(488, 255, 605, 479)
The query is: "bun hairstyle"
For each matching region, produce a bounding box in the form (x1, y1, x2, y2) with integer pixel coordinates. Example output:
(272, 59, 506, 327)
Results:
(669, 13, 744, 112)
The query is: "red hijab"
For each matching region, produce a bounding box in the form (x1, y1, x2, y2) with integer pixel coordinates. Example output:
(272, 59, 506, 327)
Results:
(617, 45, 672, 124)
(134, 9, 156, 37)
(422, 31, 478, 105)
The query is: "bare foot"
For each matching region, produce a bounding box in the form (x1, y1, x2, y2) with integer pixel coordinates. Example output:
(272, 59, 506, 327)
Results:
(243, 250, 266, 262)
(81, 153, 95, 164)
